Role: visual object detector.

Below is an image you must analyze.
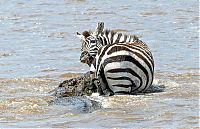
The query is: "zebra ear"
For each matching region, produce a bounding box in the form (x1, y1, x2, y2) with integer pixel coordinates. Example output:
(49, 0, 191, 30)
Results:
(76, 32, 85, 41)
(93, 21, 104, 37)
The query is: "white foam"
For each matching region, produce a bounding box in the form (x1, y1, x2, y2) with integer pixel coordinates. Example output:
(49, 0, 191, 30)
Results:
(88, 79, 180, 109)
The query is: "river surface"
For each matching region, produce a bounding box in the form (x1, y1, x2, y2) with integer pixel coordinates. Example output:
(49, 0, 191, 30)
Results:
(0, 0, 199, 128)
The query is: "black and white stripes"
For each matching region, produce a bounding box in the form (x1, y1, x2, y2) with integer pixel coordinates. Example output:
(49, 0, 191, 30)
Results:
(90, 41, 154, 95)
(97, 29, 139, 45)
(77, 22, 154, 96)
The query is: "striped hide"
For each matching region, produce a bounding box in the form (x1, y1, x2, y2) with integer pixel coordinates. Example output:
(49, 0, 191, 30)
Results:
(88, 41, 154, 96)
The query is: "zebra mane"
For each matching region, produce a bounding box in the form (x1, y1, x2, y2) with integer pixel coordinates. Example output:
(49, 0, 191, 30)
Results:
(82, 29, 139, 41)
(103, 29, 139, 40)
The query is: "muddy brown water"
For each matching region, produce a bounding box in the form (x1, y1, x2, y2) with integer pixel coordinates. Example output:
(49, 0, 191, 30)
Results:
(0, 0, 199, 128)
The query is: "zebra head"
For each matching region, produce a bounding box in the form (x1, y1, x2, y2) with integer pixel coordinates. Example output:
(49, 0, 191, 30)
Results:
(76, 31, 101, 65)
(76, 22, 105, 66)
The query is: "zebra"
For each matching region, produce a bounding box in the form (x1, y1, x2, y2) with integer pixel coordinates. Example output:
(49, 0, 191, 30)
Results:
(76, 22, 154, 95)
(76, 22, 150, 65)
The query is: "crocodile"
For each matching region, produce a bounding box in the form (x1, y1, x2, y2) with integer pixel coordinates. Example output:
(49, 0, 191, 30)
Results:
(49, 72, 97, 97)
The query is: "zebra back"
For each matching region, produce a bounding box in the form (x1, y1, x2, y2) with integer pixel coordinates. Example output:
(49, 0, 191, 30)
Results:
(90, 41, 154, 95)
